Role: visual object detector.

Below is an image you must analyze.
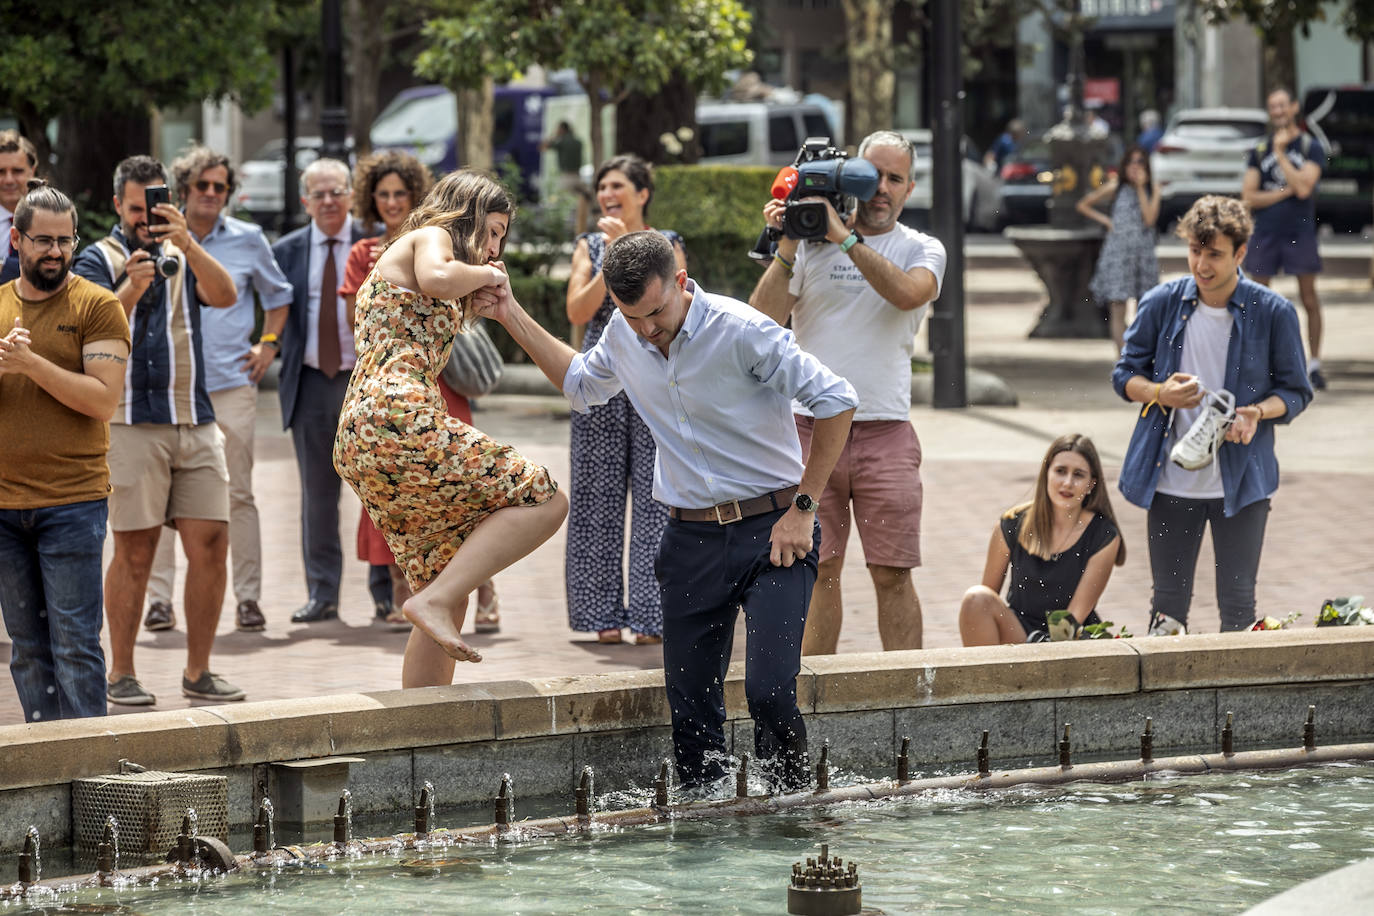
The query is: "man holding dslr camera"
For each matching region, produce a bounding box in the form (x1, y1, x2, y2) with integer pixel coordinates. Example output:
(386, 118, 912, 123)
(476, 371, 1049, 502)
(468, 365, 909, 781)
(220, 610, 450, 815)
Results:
(750, 129, 946, 656)
(73, 155, 242, 707)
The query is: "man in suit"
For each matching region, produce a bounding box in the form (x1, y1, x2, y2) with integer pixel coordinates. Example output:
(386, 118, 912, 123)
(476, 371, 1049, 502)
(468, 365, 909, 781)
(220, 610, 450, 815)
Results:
(272, 158, 370, 623)
(0, 130, 38, 284)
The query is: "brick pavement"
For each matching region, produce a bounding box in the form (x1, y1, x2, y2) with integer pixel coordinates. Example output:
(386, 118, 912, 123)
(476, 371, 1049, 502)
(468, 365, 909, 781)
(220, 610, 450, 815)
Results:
(2, 272, 1370, 725)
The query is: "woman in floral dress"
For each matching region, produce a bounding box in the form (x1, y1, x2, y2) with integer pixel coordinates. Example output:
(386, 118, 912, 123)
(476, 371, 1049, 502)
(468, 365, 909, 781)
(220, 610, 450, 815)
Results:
(335, 170, 567, 686)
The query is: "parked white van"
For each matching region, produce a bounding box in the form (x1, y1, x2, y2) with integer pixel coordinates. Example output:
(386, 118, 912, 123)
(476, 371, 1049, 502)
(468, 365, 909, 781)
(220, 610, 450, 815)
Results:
(695, 101, 839, 166)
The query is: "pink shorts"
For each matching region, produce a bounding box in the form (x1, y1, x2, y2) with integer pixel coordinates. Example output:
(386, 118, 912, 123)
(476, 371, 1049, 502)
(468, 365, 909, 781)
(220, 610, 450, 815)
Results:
(794, 416, 923, 568)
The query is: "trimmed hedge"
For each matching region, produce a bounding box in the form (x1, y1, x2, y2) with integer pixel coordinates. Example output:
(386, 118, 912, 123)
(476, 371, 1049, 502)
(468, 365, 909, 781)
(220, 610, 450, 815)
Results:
(653, 165, 776, 301)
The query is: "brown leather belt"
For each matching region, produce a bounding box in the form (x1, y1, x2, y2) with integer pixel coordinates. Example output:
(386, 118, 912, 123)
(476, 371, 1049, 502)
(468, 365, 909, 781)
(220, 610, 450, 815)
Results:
(668, 486, 799, 525)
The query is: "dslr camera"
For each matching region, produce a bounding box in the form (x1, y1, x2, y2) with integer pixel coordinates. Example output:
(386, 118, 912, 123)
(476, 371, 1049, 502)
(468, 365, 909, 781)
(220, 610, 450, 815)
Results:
(781, 138, 879, 240)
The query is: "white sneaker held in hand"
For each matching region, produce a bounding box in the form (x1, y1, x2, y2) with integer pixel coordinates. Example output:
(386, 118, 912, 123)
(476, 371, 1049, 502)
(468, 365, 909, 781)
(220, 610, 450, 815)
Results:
(1170, 387, 1235, 471)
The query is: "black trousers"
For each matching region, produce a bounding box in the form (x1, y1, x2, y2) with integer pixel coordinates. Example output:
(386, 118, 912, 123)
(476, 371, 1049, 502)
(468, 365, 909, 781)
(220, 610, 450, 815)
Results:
(657, 507, 819, 790)
(1148, 493, 1270, 631)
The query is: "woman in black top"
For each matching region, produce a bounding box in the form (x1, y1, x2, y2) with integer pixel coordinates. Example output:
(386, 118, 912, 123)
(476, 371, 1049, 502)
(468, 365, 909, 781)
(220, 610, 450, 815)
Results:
(960, 433, 1126, 645)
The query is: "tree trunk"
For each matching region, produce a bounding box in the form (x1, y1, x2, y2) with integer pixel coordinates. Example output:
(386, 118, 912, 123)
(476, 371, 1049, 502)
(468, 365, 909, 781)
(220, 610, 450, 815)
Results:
(1262, 28, 1297, 97)
(14, 103, 53, 181)
(457, 78, 494, 172)
(584, 73, 607, 175)
(55, 111, 151, 211)
(615, 72, 698, 165)
(840, 0, 896, 145)
(346, 0, 388, 157)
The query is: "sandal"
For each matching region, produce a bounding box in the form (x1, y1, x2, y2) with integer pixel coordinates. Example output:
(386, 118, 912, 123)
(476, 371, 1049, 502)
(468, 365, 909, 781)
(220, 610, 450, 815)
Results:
(474, 593, 501, 633)
(597, 628, 623, 644)
(632, 632, 663, 646)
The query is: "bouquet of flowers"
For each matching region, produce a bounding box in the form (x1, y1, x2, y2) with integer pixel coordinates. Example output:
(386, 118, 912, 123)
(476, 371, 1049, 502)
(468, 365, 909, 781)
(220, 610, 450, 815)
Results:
(1316, 596, 1374, 627)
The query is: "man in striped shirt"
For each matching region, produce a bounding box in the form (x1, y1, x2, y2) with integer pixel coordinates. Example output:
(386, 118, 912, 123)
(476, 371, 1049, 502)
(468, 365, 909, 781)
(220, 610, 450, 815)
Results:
(73, 155, 242, 708)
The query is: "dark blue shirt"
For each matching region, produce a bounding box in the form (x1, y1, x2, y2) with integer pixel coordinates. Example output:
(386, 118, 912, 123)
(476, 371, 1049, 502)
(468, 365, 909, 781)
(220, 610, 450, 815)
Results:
(72, 227, 214, 426)
(1112, 274, 1311, 517)
(1246, 132, 1325, 236)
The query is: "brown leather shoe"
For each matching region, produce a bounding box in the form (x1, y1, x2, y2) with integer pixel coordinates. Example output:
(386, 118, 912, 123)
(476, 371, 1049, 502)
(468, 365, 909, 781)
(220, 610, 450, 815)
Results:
(143, 601, 175, 631)
(236, 600, 267, 632)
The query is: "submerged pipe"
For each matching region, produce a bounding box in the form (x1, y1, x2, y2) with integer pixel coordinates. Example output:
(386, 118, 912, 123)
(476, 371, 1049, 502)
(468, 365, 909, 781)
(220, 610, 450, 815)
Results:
(897, 736, 911, 783)
(736, 754, 750, 799)
(95, 820, 115, 875)
(1058, 723, 1072, 769)
(653, 759, 670, 808)
(17, 828, 37, 885)
(1141, 718, 1154, 764)
(977, 730, 990, 778)
(1223, 711, 1235, 757)
(1304, 706, 1316, 751)
(576, 767, 593, 819)
(494, 775, 512, 829)
(333, 791, 352, 846)
(815, 741, 830, 793)
(415, 784, 433, 836)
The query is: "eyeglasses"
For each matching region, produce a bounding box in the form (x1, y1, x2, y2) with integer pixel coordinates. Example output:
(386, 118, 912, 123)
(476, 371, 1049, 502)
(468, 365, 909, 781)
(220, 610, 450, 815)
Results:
(308, 187, 350, 202)
(374, 189, 411, 201)
(19, 230, 79, 253)
(194, 180, 229, 194)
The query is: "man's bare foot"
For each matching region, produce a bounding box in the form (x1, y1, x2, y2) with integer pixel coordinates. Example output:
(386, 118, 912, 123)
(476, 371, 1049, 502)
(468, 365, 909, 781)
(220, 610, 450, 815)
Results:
(402, 593, 482, 662)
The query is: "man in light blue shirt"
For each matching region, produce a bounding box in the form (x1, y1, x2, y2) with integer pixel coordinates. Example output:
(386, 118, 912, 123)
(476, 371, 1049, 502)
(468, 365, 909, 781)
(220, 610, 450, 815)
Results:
(146, 146, 294, 635)
(480, 230, 857, 792)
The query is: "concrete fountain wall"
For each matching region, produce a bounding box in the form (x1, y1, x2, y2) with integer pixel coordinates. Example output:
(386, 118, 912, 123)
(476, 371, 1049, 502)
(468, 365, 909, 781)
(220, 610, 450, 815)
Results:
(2, 628, 1372, 854)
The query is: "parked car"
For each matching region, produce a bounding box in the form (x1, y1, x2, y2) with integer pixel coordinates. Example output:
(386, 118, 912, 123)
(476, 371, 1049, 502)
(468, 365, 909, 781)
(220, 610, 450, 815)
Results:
(1150, 107, 1268, 226)
(370, 84, 557, 197)
(995, 140, 1055, 225)
(899, 129, 1002, 232)
(1301, 84, 1374, 233)
(695, 100, 836, 167)
(236, 136, 354, 228)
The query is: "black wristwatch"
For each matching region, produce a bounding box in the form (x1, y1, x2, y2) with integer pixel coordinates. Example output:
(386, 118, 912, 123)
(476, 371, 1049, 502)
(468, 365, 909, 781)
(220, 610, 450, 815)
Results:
(794, 492, 818, 513)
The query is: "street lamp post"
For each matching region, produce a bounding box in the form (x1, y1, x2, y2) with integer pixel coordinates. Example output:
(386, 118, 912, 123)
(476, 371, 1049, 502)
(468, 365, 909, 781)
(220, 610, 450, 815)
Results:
(320, 0, 349, 162)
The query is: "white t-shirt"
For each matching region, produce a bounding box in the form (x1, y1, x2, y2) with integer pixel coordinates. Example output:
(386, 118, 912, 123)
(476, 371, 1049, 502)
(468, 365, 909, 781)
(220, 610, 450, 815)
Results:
(1156, 302, 1234, 499)
(788, 222, 947, 421)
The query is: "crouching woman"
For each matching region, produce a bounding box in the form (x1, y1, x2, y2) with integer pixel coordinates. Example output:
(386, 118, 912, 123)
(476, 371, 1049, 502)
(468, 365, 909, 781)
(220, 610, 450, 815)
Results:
(960, 434, 1126, 645)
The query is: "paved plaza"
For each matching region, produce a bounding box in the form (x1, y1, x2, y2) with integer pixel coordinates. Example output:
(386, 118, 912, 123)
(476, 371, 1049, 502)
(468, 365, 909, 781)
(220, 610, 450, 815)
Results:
(2, 259, 1371, 725)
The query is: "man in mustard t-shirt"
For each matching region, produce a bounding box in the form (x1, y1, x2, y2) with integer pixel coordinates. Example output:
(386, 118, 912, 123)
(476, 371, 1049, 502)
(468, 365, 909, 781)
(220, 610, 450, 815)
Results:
(0, 181, 130, 723)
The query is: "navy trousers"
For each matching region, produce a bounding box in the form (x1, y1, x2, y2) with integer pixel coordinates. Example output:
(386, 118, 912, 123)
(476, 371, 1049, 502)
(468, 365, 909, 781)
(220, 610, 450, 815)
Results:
(657, 507, 818, 789)
(290, 367, 351, 604)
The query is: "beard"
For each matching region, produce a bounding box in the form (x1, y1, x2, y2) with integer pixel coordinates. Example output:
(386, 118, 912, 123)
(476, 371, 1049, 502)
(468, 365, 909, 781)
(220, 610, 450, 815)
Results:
(24, 254, 71, 293)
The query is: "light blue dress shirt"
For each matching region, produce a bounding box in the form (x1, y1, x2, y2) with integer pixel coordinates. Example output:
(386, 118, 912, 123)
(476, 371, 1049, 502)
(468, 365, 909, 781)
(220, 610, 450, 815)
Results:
(563, 280, 858, 510)
(195, 213, 294, 393)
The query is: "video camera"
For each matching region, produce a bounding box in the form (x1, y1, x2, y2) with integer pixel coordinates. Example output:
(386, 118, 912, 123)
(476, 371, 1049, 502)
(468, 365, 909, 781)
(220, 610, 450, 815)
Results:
(749, 138, 880, 261)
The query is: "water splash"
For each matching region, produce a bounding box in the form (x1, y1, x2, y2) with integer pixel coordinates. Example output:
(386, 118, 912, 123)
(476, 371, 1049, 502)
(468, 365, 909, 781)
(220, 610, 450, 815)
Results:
(105, 815, 120, 872)
(24, 825, 40, 883)
(422, 780, 435, 828)
(260, 797, 276, 850)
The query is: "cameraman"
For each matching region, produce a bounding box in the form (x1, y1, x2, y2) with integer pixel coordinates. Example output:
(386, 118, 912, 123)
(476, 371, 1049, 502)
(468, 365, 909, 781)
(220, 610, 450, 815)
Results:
(750, 129, 946, 654)
(72, 155, 243, 708)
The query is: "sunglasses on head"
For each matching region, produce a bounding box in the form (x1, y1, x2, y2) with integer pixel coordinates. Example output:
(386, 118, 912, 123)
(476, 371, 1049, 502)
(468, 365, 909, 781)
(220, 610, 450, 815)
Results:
(195, 180, 229, 194)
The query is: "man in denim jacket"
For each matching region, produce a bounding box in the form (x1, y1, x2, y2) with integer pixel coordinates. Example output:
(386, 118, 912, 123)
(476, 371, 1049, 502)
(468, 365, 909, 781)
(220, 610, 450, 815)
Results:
(1112, 195, 1312, 633)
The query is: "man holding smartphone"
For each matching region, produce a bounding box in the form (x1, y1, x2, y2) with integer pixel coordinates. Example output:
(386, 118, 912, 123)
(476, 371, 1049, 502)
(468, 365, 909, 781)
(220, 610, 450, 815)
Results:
(72, 155, 241, 708)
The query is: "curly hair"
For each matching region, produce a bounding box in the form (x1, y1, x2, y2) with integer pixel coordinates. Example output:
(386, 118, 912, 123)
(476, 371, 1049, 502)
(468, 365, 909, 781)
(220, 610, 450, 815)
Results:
(351, 150, 432, 226)
(170, 145, 237, 201)
(398, 168, 515, 323)
(1175, 194, 1252, 252)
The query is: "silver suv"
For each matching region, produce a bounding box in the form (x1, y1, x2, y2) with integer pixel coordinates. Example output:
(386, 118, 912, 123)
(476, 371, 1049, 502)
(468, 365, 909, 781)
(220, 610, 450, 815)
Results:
(1151, 107, 1268, 226)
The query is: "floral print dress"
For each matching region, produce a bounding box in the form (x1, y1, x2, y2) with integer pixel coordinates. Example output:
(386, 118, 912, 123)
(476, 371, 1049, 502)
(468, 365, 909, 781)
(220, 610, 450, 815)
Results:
(334, 273, 557, 590)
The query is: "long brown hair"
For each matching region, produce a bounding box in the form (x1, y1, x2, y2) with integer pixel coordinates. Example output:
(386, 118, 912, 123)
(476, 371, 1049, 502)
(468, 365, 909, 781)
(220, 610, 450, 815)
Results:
(397, 169, 515, 323)
(1003, 433, 1126, 566)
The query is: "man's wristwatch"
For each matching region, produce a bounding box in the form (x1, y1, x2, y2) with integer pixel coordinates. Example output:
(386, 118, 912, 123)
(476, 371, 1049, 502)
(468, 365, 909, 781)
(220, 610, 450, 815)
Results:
(794, 492, 818, 513)
(838, 230, 863, 254)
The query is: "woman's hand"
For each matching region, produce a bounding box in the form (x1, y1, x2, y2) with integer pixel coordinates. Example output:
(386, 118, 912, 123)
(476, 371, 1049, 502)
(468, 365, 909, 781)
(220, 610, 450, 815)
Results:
(597, 216, 630, 241)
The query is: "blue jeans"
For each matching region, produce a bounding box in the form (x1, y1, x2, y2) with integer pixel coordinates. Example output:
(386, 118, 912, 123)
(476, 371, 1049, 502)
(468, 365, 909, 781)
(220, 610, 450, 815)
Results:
(0, 498, 109, 722)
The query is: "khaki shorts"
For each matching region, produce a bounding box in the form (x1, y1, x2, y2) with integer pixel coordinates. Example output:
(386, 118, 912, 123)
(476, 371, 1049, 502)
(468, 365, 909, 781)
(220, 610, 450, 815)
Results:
(107, 422, 230, 531)
(795, 416, 923, 569)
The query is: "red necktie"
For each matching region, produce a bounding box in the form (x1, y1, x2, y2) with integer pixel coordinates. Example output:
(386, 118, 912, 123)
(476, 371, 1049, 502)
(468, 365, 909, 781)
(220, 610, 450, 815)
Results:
(318, 238, 341, 378)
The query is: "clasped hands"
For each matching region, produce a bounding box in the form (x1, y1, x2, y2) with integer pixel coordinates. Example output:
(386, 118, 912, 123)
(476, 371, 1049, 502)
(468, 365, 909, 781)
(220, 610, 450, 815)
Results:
(469, 261, 513, 321)
(0, 317, 33, 376)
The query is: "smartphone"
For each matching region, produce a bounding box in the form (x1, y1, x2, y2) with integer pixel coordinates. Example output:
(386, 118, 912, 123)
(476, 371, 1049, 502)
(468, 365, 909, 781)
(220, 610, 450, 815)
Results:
(145, 185, 170, 228)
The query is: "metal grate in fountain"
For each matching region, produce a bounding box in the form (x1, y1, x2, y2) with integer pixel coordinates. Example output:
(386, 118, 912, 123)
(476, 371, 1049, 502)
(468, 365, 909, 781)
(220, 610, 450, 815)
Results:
(71, 768, 227, 856)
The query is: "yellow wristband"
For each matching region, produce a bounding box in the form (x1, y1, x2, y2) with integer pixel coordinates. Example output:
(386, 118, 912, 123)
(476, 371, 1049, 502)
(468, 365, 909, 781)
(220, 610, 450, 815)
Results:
(772, 252, 793, 276)
(1140, 381, 1163, 418)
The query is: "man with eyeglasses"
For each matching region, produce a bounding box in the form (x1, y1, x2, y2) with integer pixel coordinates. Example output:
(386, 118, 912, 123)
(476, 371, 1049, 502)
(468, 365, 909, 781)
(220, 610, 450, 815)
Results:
(0, 180, 130, 722)
(0, 130, 39, 284)
(142, 146, 294, 637)
(72, 155, 242, 708)
(272, 158, 372, 624)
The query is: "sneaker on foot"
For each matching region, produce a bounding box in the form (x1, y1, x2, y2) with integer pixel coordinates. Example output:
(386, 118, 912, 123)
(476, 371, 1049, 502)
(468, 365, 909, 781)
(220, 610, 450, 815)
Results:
(107, 675, 156, 706)
(1170, 387, 1235, 471)
(1309, 367, 1327, 390)
(182, 671, 246, 702)
(1148, 611, 1188, 637)
(143, 600, 175, 631)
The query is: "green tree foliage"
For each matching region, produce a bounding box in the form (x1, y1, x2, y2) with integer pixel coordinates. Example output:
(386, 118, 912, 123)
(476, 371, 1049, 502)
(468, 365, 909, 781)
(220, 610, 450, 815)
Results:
(416, 0, 753, 169)
(1197, 0, 1359, 94)
(0, 0, 313, 194)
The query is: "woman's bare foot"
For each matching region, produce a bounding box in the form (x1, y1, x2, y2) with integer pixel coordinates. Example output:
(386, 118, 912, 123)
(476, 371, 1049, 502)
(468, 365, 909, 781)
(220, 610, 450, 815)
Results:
(402, 592, 482, 662)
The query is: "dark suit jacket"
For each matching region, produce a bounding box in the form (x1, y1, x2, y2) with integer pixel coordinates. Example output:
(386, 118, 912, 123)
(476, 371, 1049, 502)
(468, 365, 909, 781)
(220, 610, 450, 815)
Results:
(272, 219, 369, 430)
(0, 249, 18, 285)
